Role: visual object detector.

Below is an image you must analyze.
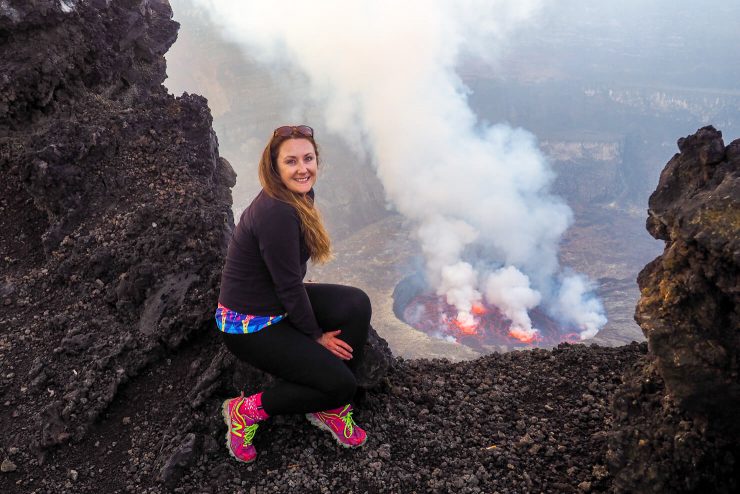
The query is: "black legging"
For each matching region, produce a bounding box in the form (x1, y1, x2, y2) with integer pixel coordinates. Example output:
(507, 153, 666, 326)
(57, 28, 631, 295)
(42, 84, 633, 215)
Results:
(222, 283, 371, 416)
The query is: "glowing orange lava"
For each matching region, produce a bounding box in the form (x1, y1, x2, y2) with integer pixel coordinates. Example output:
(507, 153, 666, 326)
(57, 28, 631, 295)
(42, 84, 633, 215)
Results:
(403, 293, 577, 348)
(471, 303, 487, 315)
(508, 327, 538, 344)
(453, 317, 479, 335)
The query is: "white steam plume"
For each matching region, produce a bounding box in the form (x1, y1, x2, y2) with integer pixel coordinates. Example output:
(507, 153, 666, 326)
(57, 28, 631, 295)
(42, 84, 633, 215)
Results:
(418, 216, 481, 314)
(484, 266, 542, 340)
(193, 0, 607, 339)
(552, 274, 608, 339)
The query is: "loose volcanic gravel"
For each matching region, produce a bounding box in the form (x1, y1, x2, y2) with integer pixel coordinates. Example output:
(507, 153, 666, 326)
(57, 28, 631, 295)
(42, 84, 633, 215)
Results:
(5, 341, 646, 493)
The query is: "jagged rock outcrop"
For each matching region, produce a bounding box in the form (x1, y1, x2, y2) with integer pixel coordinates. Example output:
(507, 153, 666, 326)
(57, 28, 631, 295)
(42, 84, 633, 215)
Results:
(0, 0, 233, 458)
(607, 126, 739, 493)
(639, 126, 738, 419)
(0, 1, 392, 486)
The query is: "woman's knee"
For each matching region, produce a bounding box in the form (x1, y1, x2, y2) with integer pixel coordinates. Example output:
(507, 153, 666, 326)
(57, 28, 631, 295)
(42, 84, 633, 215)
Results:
(346, 287, 372, 322)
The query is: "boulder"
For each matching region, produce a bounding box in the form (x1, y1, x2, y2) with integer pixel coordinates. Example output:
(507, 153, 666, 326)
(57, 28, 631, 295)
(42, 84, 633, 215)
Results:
(639, 126, 738, 426)
(608, 126, 739, 493)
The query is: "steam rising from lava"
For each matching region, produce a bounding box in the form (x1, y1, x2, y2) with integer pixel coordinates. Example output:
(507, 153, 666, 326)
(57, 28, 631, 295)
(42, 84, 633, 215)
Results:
(192, 0, 607, 339)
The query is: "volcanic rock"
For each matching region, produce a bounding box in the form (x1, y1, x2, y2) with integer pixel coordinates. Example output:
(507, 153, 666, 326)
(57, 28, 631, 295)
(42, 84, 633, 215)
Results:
(607, 126, 739, 493)
(1, 0, 233, 459)
(642, 126, 738, 423)
(1, 458, 17, 473)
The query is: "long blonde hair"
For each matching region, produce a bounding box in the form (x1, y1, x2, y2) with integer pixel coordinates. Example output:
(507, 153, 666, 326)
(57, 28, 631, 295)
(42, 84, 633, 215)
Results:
(258, 130, 333, 264)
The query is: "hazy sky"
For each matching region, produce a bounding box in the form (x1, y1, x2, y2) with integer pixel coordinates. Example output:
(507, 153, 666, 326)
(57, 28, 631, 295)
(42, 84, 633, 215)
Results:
(460, 0, 740, 89)
(168, 0, 740, 105)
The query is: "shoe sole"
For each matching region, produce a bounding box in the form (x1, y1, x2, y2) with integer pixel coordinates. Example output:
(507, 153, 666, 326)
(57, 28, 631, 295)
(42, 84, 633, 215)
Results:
(222, 399, 256, 463)
(305, 413, 367, 449)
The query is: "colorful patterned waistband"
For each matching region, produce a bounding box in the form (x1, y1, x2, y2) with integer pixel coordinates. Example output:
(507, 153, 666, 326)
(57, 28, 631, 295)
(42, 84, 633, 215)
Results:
(214, 303, 286, 335)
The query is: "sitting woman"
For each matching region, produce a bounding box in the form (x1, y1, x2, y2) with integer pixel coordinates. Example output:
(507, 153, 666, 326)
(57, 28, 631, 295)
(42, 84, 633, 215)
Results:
(215, 125, 371, 463)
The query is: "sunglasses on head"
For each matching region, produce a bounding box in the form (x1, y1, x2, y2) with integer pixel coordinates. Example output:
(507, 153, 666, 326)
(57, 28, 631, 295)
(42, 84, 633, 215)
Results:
(273, 125, 314, 138)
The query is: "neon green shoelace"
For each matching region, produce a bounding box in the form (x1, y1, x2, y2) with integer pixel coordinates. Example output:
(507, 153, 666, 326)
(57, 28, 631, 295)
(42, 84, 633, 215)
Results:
(340, 407, 356, 439)
(243, 423, 259, 446)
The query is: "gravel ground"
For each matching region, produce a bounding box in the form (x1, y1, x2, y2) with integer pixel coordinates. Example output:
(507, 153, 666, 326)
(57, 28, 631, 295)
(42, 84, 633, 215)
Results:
(2, 337, 645, 493)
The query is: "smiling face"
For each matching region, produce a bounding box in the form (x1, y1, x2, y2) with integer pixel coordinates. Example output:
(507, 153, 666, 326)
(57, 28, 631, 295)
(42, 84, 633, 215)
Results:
(275, 138, 318, 194)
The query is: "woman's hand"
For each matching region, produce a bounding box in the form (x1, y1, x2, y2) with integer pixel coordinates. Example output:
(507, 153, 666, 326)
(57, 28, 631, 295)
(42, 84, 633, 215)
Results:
(317, 330, 353, 360)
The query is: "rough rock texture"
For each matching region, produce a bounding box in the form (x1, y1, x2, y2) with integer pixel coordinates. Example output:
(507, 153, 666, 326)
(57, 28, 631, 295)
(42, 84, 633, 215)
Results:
(3, 338, 647, 493)
(0, 0, 233, 457)
(607, 126, 739, 493)
(640, 126, 738, 420)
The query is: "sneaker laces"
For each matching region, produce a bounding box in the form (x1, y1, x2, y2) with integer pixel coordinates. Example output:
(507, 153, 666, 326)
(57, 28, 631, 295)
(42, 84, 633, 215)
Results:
(315, 405, 359, 439)
(232, 391, 261, 446)
(242, 423, 259, 446)
(338, 405, 356, 439)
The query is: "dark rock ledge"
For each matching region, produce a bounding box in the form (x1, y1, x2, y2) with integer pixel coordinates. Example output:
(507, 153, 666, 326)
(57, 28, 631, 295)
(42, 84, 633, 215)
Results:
(1, 0, 236, 471)
(606, 126, 739, 493)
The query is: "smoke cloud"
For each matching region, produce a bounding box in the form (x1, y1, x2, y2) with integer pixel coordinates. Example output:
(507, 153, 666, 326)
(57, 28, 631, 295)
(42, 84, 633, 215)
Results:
(552, 274, 607, 339)
(485, 266, 542, 340)
(192, 0, 607, 339)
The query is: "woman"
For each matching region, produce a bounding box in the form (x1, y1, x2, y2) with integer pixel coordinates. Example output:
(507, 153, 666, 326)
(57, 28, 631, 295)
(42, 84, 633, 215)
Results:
(215, 125, 371, 464)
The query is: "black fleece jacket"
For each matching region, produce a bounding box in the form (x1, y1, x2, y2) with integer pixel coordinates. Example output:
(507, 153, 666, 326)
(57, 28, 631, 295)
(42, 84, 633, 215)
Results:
(218, 189, 321, 340)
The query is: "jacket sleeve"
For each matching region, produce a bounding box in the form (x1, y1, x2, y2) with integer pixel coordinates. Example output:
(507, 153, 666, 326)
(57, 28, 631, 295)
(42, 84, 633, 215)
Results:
(256, 203, 322, 340)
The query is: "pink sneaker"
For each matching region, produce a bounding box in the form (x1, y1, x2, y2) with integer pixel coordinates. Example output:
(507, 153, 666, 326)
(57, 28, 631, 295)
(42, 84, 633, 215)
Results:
(222, 392, 268, 463)
(306, 404, 367, 448)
